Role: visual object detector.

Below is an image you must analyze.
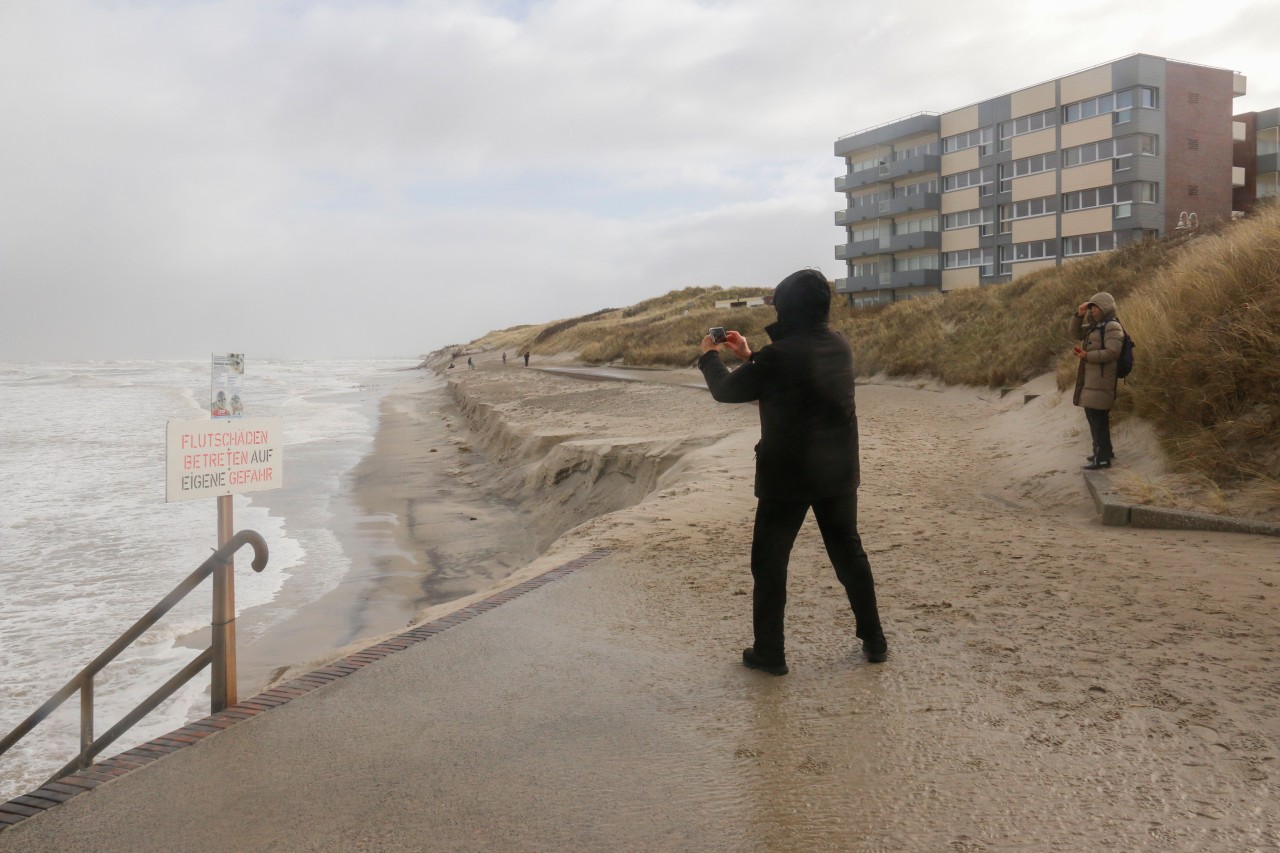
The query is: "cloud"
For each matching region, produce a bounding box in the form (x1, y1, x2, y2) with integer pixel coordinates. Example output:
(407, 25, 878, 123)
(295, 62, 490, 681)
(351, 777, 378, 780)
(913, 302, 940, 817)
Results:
(1, 0, 1276, 360)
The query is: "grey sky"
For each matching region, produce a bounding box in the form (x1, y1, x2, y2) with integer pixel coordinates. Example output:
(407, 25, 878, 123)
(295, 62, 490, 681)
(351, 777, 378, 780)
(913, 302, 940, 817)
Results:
(2, 0, 1276, 360)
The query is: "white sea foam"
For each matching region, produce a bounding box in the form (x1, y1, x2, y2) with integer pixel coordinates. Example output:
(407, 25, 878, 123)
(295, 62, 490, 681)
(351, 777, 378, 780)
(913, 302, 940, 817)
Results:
(0, 358, 412, 801)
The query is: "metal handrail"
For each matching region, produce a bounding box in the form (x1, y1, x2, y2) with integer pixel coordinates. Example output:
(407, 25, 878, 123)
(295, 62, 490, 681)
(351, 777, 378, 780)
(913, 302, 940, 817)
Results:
(0, 530, 268, 785)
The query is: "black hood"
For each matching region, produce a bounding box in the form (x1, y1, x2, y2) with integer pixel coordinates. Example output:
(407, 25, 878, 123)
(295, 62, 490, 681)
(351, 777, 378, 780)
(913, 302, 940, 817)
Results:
(769, 269, 831, 337)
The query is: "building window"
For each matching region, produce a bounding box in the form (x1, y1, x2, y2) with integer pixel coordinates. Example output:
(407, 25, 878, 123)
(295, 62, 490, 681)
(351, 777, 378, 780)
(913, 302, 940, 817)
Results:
(1063, 134, 1159, 169)
(943, 247, 994, 274)
(893, 140, 939, 161)
(942, 167, 994, 193)
(894, 215, 939, 235)
(849, 155, 884, 175)
(849, 191, 884, 210)
(1062, 184, 1159, 214)
(999, 152, 1058, 192)
(1141, 87, 1159, 109)
(942, 127, 994, 155)
(849, 261, 879, 278)
(893, 254, 940, 272)
(998, 109, 1057, 151)
(999, 240, 1056, 273)
(998, 195, 1057, 233)
(893, 177, 940, 198)
(850, 226, 878, 242)
(943, 208, 993, 231)
(1063, 232, 1119, 257)
(1063, 89, 1137, 125)
(1257, 126, 1279, 157)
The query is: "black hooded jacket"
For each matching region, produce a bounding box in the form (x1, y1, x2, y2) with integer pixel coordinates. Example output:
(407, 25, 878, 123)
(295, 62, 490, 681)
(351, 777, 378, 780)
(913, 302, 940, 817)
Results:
(698, 269, 860, 500)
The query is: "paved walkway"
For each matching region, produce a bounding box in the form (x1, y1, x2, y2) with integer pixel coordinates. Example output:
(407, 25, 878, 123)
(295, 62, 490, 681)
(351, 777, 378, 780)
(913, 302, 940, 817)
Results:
(1, 550, 788, 852)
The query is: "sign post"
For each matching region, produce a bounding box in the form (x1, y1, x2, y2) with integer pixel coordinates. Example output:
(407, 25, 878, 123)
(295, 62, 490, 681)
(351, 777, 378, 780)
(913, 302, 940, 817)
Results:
(166, 354, 282, 713)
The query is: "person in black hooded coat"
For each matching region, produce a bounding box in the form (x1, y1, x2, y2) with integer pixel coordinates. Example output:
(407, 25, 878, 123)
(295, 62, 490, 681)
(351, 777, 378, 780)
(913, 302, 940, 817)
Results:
(698, 269, 887, 675)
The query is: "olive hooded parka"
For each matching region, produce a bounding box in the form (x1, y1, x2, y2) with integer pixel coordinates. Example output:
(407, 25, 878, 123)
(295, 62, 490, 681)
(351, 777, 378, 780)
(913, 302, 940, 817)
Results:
(698, 269, 860, 501)
(1070, 291, 1124, 411)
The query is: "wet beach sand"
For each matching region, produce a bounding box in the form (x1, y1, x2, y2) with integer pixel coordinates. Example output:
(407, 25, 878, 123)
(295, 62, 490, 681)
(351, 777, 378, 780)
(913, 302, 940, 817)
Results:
(253, 354, 1278, 848)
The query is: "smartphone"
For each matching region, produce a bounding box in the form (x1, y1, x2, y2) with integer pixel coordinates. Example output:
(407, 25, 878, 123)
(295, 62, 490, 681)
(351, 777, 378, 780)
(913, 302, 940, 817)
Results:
(709, 327, 727, 344)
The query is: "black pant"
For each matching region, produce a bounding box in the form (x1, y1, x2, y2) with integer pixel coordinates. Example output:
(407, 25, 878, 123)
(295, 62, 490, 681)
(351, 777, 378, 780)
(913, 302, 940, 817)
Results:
(750, 494, 882, 660)
(1085, 407, 1112, 459)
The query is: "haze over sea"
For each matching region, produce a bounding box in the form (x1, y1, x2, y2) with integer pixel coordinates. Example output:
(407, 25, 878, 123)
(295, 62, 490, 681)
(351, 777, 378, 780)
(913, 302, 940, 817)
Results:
(0, 358, 414, 801)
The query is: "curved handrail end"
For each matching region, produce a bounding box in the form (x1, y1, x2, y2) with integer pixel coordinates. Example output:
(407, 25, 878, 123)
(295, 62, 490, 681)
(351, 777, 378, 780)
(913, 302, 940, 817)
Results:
(230, 530, 269, 572)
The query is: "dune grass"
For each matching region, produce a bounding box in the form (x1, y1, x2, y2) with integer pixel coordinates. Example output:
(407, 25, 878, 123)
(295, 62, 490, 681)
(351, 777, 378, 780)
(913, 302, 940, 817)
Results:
(462, 203, 1280, 492)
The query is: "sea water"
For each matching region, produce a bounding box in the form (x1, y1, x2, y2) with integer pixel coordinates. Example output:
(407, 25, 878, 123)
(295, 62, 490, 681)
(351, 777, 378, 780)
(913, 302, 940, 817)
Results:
(0, 358, 414, 801)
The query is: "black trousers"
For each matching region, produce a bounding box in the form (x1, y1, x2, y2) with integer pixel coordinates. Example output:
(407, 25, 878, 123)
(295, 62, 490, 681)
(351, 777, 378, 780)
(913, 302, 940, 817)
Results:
(750, 494, 882, 660)
(1084, 407, 1113, 459)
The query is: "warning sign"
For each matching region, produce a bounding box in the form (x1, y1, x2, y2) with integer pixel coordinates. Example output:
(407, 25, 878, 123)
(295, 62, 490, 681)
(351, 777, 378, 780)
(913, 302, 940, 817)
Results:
(166, 417, 283, 502)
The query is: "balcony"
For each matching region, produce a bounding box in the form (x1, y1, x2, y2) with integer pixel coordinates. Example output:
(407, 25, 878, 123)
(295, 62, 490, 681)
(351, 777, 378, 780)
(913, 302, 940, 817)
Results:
(1258, 153, 1279, 174)
(834, 238, 882, 261)
(834, 168, 889, 193)
(886, 269, 942, 289)
(834, 205, 881, 226)
(886, 153, 941, 182)
(884, 193, 942, 217)
(888, 231, 941, 253)
(834, 276, 886, 294)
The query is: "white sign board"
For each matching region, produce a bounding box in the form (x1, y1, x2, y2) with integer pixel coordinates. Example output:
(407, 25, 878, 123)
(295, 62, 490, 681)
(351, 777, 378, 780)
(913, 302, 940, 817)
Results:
(166, 417, 283, 502)
(211, 353, 245, 417)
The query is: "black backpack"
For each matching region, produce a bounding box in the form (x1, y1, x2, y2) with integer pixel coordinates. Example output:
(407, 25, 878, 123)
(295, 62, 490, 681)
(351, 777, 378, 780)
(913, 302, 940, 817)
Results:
(1100, 319, 1135, 379)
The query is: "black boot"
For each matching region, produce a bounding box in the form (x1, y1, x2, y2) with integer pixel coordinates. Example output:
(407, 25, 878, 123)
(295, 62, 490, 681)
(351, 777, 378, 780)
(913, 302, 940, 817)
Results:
(742, 647, 788, 675)
(1083, 457, 1111, 470)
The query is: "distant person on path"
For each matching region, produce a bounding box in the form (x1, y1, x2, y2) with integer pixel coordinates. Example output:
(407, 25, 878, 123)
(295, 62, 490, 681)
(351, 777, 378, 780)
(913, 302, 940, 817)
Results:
(467, 356, 475, 370)
(697, 268, 887, 675)
(523, 351, 530, 367)
(502, 352, 507, 365)
(1071, 291, 1124, 470)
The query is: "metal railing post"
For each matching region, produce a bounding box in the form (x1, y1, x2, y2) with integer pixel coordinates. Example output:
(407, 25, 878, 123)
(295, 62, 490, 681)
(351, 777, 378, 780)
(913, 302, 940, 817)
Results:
(79, 677, 93, 770)
(211, 495, 237, 713)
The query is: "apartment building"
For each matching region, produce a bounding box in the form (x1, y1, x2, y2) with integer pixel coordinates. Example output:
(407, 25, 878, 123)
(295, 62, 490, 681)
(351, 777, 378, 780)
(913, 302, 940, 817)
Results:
(1233, 107, 1280, 210)
(833, 54, 1247, 306)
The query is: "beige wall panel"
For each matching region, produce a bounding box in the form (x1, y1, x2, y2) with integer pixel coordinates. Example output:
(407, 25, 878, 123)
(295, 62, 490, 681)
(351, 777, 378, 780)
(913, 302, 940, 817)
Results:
(941, 148, 979, 175)
(941, 105, 980, 137)
(1012, 258, 1058, 279)
(1011, 127, 1057, 159)
(942, 268, 981, 291)
(940, 187, 979, 214)
(1012, 170, 1057, 202)
(1059, 114, 1112, 149)
(1011, 215, 1059, 243)
(1011, 81, 1056, 116)
(1061, 160, 1113, 193)
(1060, 64, 1112, 104)
(941, 228, 980, 252)
(1061, 207, 1113, 236)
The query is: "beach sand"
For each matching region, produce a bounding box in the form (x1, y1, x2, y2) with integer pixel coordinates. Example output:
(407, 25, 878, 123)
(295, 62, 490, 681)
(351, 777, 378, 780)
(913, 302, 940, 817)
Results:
(270, 355, 1278, 846)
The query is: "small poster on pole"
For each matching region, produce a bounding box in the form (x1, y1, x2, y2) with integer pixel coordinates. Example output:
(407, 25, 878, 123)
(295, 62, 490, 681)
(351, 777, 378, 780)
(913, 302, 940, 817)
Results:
(211, 353, 244, 418)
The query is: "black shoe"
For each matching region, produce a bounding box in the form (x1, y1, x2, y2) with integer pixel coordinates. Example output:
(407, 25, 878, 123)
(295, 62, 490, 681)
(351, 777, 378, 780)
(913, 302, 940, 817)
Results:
(862, 638, 889, 664)
(742, 647, 788, 675)
(1083, 458, 1112, 470)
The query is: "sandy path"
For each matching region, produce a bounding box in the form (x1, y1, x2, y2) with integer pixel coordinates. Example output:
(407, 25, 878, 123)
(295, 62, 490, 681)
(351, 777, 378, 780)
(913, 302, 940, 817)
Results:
(430, 361, 1278, 849)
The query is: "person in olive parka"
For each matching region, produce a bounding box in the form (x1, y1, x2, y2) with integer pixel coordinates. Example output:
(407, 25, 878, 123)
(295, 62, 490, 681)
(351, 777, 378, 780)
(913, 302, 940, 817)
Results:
(1070, 291, 1125, 470)
(698, 269, 887, 675)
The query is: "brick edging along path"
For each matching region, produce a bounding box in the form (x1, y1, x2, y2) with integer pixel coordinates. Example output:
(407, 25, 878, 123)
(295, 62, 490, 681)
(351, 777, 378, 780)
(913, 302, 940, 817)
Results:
(0, 549, 613, 831)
